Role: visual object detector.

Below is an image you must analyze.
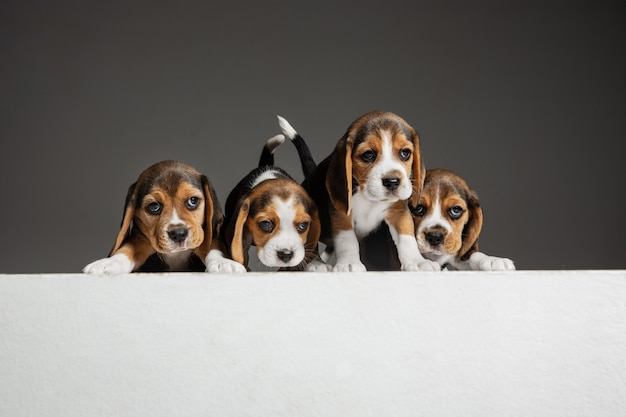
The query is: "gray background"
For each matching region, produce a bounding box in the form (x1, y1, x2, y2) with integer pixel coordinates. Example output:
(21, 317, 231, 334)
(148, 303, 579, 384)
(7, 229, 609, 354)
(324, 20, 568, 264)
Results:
(1, 0, 624, 273)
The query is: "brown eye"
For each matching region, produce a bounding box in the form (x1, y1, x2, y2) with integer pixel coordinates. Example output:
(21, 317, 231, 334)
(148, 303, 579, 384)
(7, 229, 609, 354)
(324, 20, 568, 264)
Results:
(361, 150, 376, 163)
(186, 196, 200, 210)
(411, 204, 426, 217)
(399, 148, 412, 161)
(258, 220, 274, 233)
(449, 206, 464, 219)
(147, 202, 162, 215)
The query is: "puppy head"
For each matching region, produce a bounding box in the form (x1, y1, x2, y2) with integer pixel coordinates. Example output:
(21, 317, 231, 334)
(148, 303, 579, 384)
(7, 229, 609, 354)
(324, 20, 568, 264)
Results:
(110, 160, 220, 257)
(326, 111, 425, 215)
(230, 178, 320, 268)
(412, 169, 483, 260)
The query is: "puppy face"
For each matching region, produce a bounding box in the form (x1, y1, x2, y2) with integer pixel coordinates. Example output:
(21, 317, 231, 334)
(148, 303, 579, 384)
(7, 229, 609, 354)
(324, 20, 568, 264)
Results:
(231, 178, 320, 268)
(111, 160, 217, 256)
(412, 169, 483, 260)
(352, 128, 414, 201)
(134, 182, 206, 253)
(326, 111, 425, 215)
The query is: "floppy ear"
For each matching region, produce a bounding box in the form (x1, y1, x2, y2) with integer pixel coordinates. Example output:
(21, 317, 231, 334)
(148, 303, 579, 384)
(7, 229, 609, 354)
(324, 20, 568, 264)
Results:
(409, 129, 426, 209)
(459, 190, 484, 261)
(109, 182, 137, 256)
(306, 208, 322, 256)
(325, 134, 353, 216)
(229, 198, 250, 265)
(196, 175, 223, 259)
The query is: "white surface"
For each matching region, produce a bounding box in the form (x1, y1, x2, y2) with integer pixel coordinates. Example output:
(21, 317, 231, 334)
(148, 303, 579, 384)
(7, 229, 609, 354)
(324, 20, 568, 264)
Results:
(1, 270, 625, 417)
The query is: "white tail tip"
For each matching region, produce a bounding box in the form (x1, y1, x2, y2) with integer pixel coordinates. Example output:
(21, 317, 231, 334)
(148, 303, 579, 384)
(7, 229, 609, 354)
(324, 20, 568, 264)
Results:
(266, 134, 285, 152)
(277, 115, 297, 140)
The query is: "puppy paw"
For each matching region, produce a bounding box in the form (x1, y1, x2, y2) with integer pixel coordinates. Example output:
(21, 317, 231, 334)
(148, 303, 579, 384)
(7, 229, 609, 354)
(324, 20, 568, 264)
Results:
(305, 259, 332, 272)
(470, 253, 516, 271)
(83, 254, 133, 275)
(205, 251, 247, 273)
(332, 260, 367, 272)
(206, 258, 247, 273)
(401, 259, 441, 272)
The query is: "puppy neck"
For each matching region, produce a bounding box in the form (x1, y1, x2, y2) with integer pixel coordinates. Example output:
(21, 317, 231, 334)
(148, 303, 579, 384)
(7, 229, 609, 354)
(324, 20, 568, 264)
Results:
(350, 192, 392, 238)
(160, 250, 193, 271)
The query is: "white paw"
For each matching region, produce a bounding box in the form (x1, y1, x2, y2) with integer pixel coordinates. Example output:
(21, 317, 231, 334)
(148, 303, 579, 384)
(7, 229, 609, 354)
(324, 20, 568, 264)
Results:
(305, 259, 332, 272)
(206, 258, 247, 273)
(470, 253, 516, 271)
(205, 251, 247, 273)
(83, 254, 133, 275)
(332, 259, 367, 272)
(401, 259, 441, 272)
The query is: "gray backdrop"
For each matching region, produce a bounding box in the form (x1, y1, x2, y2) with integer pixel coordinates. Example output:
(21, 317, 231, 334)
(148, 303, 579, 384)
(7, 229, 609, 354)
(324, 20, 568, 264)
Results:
(1, 0, 624, 273)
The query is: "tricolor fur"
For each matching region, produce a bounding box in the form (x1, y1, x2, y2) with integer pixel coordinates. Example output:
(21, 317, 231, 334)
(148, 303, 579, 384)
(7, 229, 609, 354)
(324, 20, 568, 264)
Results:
(221, 132, 321, 271)
(411, 168, 515, 270)
(291, 111, 440, 272)
(83, 160, 238, 274)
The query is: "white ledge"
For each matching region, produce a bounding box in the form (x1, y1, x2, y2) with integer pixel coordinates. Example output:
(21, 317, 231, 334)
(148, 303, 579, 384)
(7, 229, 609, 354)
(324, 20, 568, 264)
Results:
(1, 270, 625, 417)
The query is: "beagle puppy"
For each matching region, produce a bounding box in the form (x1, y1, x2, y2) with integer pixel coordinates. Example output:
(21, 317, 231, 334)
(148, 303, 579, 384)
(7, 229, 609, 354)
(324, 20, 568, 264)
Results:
(283, 111, 440, 272)
(221, 131, 321, 271)
(411, 168, 515, 270)
(83, 160, 241, 274)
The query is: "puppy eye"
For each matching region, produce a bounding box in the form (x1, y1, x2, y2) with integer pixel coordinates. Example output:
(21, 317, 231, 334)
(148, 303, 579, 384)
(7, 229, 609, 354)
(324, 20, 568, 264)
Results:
(147, 202, 162, 215)
(399, 148, 412, 161)
(258, 220, 274, 233)
(361, 150, 376, 163)
(296, 222, 309, 234)
(186, 196, 200, 210)
(449, 206, 464, 219)
(411, 204, 426, 217)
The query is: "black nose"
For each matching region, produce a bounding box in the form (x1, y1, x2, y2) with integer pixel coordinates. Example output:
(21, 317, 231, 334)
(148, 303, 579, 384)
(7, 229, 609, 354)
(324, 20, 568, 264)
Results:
(425, 231, 444, 246)
(382, 177, 401, 191)
(276, 249, 294, 262)
(168, 228, 189, 243)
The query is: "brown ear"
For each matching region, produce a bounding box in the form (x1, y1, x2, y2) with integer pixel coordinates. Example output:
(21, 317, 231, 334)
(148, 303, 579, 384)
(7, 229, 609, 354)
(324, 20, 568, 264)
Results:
(109, 182, 137, 256)
(410, 129, 426, 209)
(459, 190, 484, 261)
(196, 175, 223, 259)
(229, 198, 250, 265)
(325, 134, 353, 215)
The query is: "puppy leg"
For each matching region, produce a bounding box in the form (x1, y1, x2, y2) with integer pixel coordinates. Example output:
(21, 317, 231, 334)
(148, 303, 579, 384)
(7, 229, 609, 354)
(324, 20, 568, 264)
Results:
(305, 258, 332, 272)
(83, 253, 134, 275)
(388, 231, 440, 271)
(467, 252, 516, 271)
(205, 249, 247, 273)
(387, 210, 440, 271)
(333, 230, 366, 272)
(84, 235, 154, 274)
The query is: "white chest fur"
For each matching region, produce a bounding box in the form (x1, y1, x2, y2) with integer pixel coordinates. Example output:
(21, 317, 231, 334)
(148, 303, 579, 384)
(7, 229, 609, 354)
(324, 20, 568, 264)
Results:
(350, 193, 391, 239)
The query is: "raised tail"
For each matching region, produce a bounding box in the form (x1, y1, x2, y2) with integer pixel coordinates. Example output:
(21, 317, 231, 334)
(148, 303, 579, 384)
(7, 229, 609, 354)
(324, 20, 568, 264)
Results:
(258, 134, 285, 167)
(277, 115, 317, 178)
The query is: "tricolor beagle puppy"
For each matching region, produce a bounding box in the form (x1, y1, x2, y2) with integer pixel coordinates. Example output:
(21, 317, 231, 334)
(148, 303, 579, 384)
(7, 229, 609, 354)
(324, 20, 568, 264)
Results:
(83, 160, 240, 274)
(411, 168, 515, 270)
(283, 111, 440, 272)
(221, 130, 321, 271)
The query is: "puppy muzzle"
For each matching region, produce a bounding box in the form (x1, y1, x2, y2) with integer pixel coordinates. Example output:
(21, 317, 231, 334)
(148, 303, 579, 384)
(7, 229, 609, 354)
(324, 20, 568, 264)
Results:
(381, 176, 401, 191)
(159, 225, 192, 252)
(258, 241, 305, 268)
(365, 175, 411, 201)
(276, 249, 295, 263)
(425, 230, 444, 246)
(168, 227, 189, 243)
(417, 227, 449, 255)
